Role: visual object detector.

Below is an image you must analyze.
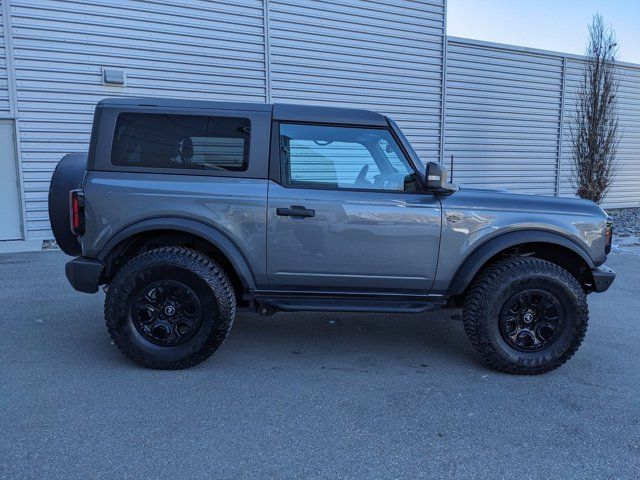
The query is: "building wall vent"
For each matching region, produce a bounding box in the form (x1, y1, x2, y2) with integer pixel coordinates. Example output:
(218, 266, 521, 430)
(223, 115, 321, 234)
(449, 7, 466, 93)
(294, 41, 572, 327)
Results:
(102, 68, 126, 86)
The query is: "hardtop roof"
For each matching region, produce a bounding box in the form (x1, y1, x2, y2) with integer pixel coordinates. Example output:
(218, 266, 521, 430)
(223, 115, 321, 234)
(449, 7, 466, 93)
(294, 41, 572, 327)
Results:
(97, 97, 388, 127)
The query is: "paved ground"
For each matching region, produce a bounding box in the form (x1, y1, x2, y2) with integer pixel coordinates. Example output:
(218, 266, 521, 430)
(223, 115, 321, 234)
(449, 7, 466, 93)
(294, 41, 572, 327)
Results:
(1, 251, 639, 479)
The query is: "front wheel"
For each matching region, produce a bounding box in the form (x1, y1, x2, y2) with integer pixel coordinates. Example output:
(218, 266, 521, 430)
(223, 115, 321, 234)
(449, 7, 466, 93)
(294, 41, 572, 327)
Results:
(105, 247, 236, 369)
(463, 257, 588, 375)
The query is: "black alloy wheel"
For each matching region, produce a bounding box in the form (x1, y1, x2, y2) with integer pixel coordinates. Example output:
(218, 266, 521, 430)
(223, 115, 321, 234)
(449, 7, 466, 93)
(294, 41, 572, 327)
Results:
(499, 289, 563, 352)
(131, 280, 203, 346)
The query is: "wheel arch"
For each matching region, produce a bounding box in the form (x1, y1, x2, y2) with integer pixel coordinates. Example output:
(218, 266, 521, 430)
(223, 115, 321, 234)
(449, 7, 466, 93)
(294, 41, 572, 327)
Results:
(448, 230, 596, 296)
(98, 217, 257, 292)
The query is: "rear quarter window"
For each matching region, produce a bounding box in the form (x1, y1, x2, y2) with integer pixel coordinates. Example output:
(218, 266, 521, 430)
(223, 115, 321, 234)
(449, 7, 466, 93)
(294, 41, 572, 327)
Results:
(111, 113, 250, 171)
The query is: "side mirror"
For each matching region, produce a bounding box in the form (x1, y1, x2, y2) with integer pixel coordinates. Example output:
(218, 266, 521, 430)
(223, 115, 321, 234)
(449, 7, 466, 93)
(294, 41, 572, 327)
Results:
(425, 162, 458, 195)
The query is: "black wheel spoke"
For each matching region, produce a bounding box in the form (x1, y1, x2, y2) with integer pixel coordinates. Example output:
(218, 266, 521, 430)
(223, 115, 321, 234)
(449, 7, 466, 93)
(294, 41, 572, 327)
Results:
(136, 304, 157, 324)
(168, 285, 184, 300)
(541, 303, 559, 321)
(174, 320, 192, 338)
(145, 285, 165, 304)
(504, 316, 518, 335)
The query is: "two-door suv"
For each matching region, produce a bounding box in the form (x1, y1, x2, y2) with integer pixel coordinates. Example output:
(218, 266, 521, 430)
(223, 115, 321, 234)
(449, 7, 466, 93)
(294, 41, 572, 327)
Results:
(49, 98, 615, 374)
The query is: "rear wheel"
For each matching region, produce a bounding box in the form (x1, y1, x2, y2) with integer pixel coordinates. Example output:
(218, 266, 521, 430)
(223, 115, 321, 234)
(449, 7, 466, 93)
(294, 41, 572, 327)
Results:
(463, 257, 588, 375)
(105, 247, 235, 369)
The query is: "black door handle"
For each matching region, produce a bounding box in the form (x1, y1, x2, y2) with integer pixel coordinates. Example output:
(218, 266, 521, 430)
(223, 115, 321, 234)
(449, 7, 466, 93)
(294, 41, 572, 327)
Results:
(276, 205, 315, 218)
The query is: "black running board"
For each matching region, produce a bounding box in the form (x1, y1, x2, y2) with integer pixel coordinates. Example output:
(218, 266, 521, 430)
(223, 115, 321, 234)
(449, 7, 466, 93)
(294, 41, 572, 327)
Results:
(251, 290, 446, 314)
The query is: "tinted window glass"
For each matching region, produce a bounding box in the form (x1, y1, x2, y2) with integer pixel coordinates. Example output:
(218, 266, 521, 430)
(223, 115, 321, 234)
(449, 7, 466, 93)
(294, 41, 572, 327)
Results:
(280, 124, 418, 192)
(111, 113, 250, 171)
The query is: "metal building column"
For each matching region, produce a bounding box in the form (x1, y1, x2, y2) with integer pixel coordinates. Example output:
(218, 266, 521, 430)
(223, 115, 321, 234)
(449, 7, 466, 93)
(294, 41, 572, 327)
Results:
(263, 0, 272, 103)
(439, 0, 448, 165)
(1, 0, 17, 117)
(1, 0, 26, 240)
(556, 55, 567, 196)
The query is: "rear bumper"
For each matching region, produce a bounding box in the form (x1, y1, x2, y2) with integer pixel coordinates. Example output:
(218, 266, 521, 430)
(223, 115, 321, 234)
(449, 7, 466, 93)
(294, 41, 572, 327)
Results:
(591, 264, 616, 293)
(65, 256, 104, 293)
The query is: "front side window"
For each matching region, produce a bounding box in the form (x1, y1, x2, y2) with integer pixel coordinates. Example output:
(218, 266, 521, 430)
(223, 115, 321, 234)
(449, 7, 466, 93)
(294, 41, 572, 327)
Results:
(280, 124, 418, 192)
(111, 113, 250, 171)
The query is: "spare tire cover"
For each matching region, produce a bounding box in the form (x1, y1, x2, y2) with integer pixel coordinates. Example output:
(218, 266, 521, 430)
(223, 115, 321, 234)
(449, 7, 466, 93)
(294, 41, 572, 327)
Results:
(48, 153, 87, 256)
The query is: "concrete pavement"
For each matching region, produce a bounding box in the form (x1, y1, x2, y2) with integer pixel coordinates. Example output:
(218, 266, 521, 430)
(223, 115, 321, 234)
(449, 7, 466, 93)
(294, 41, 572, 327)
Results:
(1, 251, 639, 479)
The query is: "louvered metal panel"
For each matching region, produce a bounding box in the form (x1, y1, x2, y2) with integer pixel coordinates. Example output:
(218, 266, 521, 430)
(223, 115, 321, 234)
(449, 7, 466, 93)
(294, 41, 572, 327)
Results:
(560, 59, 640, 207)
(268, 0, 446, 165)
(5, 1, 638, 243)
(446, 37, 640, 207)
(0, 4, 10, 117)
(444, 38, 564, 195)
(9, 0, 267, 238)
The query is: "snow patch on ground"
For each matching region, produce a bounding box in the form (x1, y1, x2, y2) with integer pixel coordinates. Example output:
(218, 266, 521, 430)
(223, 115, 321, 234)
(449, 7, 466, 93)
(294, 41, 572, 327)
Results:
(612, 236, 640, 255)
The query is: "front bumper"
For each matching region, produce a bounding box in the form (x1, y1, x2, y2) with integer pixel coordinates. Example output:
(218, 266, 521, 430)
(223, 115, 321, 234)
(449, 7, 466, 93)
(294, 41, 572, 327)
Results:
(590, 264, 616, 293)
(65, 256, 104, 293)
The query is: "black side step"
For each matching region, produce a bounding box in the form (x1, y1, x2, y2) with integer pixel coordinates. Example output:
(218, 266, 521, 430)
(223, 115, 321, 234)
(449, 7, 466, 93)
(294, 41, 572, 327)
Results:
(251, 290, 446, 314)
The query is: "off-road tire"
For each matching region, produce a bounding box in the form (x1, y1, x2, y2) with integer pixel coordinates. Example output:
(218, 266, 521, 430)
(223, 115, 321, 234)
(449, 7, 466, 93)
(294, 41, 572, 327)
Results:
(463, 257, 588, 375)
(105, 247, 236, 369)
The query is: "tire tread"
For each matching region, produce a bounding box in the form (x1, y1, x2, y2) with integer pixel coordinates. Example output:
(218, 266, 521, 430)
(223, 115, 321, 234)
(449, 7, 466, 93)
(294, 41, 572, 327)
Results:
(463, 257, 589, 375)
(104, 247, 236, 370)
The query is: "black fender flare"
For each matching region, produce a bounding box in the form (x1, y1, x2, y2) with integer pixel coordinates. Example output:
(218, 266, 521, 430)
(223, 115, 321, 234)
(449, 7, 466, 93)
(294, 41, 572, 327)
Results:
(98, 217, 257, 290)
(447, 230, 595, 295)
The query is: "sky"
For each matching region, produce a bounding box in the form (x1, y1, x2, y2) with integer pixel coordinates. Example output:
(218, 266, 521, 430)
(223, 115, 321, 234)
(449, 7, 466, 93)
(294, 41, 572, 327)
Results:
(447, 0, 640, 64)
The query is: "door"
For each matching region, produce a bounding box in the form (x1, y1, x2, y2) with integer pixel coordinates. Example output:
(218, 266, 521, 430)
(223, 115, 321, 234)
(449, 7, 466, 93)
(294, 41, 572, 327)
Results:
(0, 121, 22, 240)
(267, 123, 441, 292)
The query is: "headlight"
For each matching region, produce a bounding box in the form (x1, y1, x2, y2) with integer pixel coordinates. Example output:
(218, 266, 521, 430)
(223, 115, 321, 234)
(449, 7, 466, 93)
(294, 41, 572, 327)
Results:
(605, 221, 613, 254)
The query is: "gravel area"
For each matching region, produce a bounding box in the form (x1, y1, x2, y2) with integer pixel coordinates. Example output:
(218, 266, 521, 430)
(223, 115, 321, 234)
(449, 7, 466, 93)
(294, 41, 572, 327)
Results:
(607, 207, 640, 247)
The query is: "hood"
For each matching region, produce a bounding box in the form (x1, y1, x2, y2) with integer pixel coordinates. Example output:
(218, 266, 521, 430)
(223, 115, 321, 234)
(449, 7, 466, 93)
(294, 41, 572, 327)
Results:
(444, 186, 606, 219)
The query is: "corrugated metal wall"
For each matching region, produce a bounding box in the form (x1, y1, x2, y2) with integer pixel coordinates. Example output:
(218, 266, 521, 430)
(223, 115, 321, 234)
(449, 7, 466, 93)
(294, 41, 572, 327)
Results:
(445, 37, 640, 207)
(268, 0, 446, 163)
(3, 2, 640, 242)
(559, 58, 640, 207)
(445, 38, 565, 196)
(0, 3, 10, 117)
(612, 66, 640, 206)
(4, 0, 446, 241)
(8, 0, 268, 238)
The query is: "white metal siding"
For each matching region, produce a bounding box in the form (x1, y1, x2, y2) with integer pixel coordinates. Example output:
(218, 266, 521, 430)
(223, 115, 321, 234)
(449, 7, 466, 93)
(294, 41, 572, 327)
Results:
(444, 39, 564, 195)
(0, 4, 10, 117)
(560, 59, 640, 207)
(268, 0, 446, 164)
(10, 0, 447, 241)
(446, 37, 640, 207)
(9, 0, 267, 238)
(4, 2, 640, 242)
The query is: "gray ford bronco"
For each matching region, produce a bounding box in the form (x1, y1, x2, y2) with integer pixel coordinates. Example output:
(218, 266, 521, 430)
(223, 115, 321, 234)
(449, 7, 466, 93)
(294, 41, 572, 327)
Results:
(48, 98, 615, 374)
